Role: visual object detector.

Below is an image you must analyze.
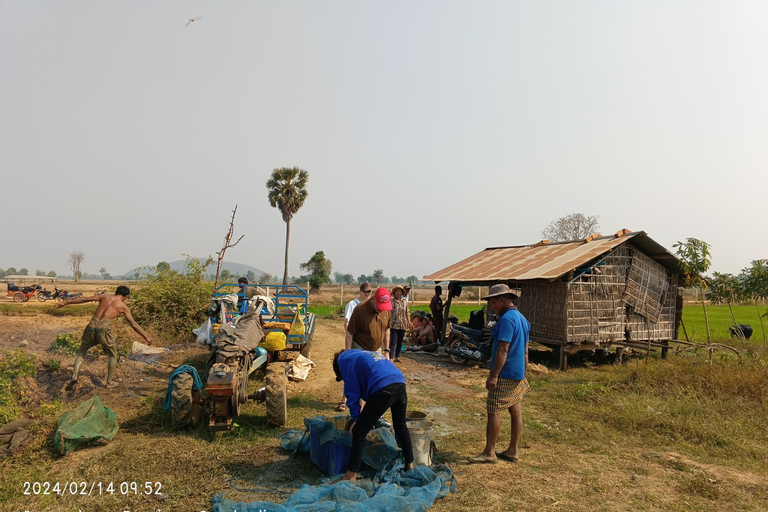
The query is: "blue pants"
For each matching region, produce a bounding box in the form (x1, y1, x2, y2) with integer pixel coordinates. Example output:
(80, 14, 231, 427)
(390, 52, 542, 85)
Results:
(390, 329, 406, 358)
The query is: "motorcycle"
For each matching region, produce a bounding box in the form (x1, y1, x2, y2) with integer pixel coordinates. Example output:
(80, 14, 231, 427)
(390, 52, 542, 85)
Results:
(446, 323, 494, 366)
(37, 286, 82, 303)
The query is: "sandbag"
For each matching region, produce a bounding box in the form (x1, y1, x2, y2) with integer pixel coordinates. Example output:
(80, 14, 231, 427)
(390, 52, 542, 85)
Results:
(54, 396, 118, 455)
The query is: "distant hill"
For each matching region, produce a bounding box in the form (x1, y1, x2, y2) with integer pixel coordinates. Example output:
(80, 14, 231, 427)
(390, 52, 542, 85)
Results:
(124, 258, 267, 279)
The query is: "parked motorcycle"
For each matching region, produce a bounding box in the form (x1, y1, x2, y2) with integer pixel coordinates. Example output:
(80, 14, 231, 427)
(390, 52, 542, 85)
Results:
(37, 286, 82, 303)
(446, 324, 494, 366)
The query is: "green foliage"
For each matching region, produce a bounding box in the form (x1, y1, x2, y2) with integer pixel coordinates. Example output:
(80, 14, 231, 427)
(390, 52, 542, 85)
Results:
(0, 377, 18, 424)
(42, 358, 61, 372)
(300, 251, 332, 289)
(0, 349, 37, 379)
(47, 270, 56, 277)
(674, 238, 712, 288)
(51, 333, 81, 354)
(130, 256, 215, 342)
(0, 350, 37, 425)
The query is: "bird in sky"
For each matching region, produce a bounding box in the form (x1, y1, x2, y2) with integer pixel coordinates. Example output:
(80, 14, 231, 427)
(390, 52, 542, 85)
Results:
(185, 16, 202, 27)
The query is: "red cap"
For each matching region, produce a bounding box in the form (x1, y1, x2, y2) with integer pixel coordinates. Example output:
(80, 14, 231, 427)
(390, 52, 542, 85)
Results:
(374, 288, 392, 311)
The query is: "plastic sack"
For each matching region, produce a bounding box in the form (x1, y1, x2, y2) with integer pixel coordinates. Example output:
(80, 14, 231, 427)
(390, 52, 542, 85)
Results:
(261, 331, 287, 351)
(289, 311, 305, 336)
(54, 396, 118, 455)
(193, 317, 213, 346)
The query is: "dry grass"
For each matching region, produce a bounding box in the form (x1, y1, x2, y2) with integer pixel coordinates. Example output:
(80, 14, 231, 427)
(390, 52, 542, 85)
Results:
(2, 314, 768, 511)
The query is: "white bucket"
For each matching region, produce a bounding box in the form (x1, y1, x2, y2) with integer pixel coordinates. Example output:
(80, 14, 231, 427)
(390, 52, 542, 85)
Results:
(408, 420, 434, 466)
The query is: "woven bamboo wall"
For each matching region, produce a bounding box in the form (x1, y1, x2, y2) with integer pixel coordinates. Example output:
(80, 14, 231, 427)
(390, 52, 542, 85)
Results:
(516, 280, 568, 342)
(565, 245, 677, 344)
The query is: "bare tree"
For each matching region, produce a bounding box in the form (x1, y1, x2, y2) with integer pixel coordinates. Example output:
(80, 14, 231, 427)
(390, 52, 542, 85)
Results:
(69, 252, 85, 282)
(214, 206, 244, 289)
(541, 213, 600, 242)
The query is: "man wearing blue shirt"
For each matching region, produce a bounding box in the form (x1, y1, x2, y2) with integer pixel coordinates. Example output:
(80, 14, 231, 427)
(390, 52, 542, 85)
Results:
(333, 349, 415, 481)
(468, 284, 530, 464)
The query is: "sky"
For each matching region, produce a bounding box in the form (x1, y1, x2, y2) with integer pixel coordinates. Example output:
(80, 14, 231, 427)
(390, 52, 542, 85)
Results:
(2, 1, 767, 280)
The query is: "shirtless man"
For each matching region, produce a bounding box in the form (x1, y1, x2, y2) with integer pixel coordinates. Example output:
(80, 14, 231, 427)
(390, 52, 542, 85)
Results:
(55, 285, 151, 389)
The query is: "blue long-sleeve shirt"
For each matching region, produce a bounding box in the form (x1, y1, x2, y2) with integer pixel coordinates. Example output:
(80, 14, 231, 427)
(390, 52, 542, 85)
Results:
(338, 350, 405, 421)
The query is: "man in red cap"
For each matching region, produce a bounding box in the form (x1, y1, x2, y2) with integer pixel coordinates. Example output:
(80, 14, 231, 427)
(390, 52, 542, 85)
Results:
(345, 287, 392, 354)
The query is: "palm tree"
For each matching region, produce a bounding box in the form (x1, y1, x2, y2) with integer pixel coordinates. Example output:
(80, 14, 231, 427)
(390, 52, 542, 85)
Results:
(267, 167, 309, 285)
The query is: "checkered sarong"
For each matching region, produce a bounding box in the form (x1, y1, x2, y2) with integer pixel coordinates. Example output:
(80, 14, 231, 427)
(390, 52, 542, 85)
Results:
(487, 378, 530, 413)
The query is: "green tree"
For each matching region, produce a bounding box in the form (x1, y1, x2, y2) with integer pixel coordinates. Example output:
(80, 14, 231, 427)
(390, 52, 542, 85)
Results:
(674, 238, 713, 345)
(300, 251, 333, 290)
(35, 270, 45, 276)
(47, 271, 57, 278)
(334, 272, 345, 284)
(246, 270, 256, 282)
(18, 268, 29, 275)
(6, 267, 17, 276)
(260, 272, 273, 284)
(266, 167, 309, 285)
(221, 269, 232, 282)
(99, 267, 107, 279)
(157, 261, 171, 272)
(707, 272, 745, 341)
(740, 260, 768, 345)
(357, 274, 368, 284)
(372, 269, 384, 286)
(130, 257, 214, 342)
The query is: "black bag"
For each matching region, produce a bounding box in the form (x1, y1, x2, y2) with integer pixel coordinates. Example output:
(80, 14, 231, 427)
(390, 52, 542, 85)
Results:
(468, 310, 485, 330)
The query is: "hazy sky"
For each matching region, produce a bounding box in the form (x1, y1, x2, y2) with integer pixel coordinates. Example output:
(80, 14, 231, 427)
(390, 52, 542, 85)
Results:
(2, 1, 766, 280)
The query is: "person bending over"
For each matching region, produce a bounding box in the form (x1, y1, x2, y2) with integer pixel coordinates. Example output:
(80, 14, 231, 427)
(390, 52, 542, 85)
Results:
(333, 349, 415, 482)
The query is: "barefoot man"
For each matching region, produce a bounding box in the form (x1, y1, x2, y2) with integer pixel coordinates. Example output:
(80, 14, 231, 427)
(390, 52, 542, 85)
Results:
(55, 285, 151, 389)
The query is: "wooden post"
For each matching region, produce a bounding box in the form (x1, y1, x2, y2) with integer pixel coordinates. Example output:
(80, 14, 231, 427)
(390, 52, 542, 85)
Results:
(559, 344, 567, 371)
(340, 284, 344, 306)
(478, 286, 481, 305)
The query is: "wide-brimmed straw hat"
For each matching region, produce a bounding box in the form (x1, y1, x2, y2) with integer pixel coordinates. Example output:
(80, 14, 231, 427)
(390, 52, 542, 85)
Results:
(481, 284, 518, 300)
(391, 285, 405, 295)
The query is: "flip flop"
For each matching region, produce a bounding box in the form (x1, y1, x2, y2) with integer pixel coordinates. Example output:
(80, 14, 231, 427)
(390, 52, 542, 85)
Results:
(336, 403, 347, 412)
(467, 454, 497, 464)
(495, 451, 519, 463)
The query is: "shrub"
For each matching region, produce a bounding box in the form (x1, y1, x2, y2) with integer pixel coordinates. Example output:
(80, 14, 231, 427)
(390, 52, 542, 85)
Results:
(130, 256, 214, 343)
(51, 333, 81, 355)
(0, 349, 37, 379)
(0, 350, 37, 424)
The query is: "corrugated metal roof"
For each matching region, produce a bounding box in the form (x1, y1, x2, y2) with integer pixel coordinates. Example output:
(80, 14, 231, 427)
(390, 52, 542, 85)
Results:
(424, 231, 681, 283)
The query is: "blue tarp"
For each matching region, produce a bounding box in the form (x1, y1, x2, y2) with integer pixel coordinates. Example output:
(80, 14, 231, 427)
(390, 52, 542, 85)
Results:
(214, 416, 456, 512)
(211, 464, 456, 512)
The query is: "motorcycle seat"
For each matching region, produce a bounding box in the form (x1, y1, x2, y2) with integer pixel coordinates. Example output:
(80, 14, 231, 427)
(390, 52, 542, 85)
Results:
(451, 324, 485, 337)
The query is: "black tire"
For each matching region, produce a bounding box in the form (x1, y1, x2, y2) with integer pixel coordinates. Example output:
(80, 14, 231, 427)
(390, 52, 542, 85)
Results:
(447, 334, 469, 365)
(37, 293, 47, 302)
(171, 373, 195, 429)
(13, 293, 24, 303)
(265, 363, 287, 427)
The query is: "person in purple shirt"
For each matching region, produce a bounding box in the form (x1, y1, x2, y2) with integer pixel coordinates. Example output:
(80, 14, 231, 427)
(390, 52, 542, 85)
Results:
(468, 284, 530, 464)
(333, 349, 415, 481)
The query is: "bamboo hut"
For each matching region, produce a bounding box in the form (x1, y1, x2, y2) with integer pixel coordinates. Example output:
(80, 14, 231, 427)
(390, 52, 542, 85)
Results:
(423, 230, 684, 370)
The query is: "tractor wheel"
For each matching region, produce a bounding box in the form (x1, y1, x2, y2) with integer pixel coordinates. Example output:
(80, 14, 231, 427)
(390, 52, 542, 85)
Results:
(300, 329, 314, 360)
(447, 334, 469, 366)
(265, 363, 287, 427)
(170, 373, 196, 429)
(13, 293, 24, 303)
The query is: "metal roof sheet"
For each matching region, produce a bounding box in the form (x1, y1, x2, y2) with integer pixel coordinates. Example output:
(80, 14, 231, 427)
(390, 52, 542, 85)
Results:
(424, 231, 681, 283)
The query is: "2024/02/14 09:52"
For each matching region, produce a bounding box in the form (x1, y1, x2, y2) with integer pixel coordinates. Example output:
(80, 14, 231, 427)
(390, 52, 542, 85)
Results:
(23, 481, 163, 496)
